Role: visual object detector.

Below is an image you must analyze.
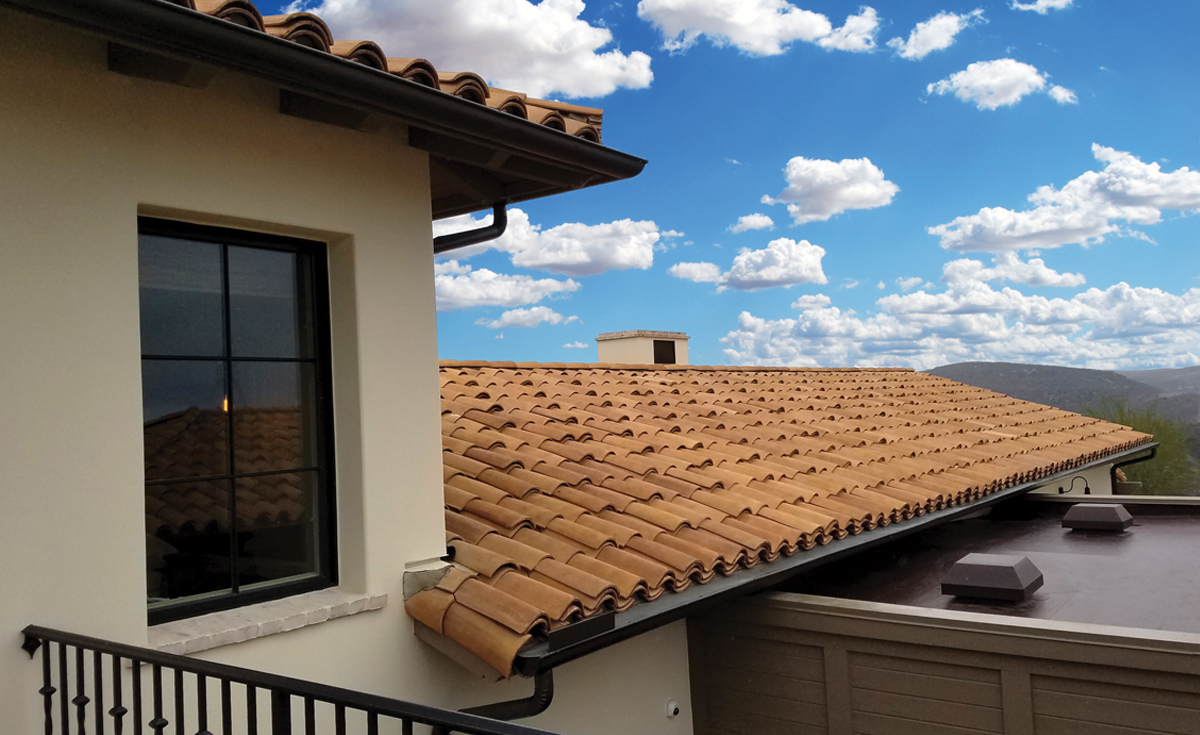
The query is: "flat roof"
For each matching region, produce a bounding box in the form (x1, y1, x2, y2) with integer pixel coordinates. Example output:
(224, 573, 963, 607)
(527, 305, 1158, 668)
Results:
(780, 498, 1200, 634)
(594, 330, 689, 341)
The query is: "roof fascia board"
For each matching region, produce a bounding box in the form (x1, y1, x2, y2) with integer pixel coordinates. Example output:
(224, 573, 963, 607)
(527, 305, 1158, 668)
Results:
(513, 444, 1158, 676)
(4, 0, 646, 187)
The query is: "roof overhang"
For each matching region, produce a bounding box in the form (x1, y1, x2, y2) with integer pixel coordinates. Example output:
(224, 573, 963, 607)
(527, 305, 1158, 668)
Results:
(512, 444, 1157, 676)
(3, 0, 647, 219)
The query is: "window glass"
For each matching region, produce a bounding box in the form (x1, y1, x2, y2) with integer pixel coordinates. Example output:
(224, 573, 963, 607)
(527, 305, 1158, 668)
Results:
(140, 220, 333, 622)
(231, 361, 319, 472)
(138, 235, 224, 357)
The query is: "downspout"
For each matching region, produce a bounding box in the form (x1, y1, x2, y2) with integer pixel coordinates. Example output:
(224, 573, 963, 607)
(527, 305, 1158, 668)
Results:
(433, 202, 507, 254)
(431, 669, 554, 735)
(1110, 443, 1159, 490)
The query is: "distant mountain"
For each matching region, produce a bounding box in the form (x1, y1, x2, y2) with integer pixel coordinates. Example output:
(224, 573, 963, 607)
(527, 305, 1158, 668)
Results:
(925, 362, 1160, 415)
(1120, 366, 1200, 397)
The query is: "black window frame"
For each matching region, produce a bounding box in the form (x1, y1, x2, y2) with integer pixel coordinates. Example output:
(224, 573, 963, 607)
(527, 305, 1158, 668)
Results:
(653, 339, 676, 365)
(140, 216, 338, 625)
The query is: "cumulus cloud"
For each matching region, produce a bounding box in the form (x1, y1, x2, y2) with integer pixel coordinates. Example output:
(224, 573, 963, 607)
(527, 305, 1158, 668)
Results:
(791, 294, 832, 310)
(1011, 0, 1073, 13)
(721, 276, 1200, 371)
(670, 238, 828, 291)
(290, 0, 652, 98)
(434, 260, 579, 310)
(476, 306, 579, 328)
(887, 9, 984, 60)
(762, 155, 899, 224)
(896, 276, 924, 292)
(927, 58, 1075, 109)
(730, 213, 775, 232)
(435, 208, 660, 276)
(942, 252, 1085, 287)
(930, 144, 1200, 252)
(564, 341, 590, 348)
(636, 0, 878, 56)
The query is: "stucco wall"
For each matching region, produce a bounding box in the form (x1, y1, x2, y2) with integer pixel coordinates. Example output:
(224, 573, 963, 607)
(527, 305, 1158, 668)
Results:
(1, 10, 693, 735)
(1027, 463, 1113, 496)
(597, 337, 690, 366)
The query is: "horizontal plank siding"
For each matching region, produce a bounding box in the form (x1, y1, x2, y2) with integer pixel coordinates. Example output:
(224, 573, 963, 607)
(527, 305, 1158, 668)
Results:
(707, 687, 828, 729)
(854, 711, 1003, 735)
(722, 669, 827, 705)
(709, 707, 827, 735)
(850, 689, 1003, 733)
(1033, 715, 1179, 735)
(849, 653, 1002, 708)
(1032, 676, 1200, 735)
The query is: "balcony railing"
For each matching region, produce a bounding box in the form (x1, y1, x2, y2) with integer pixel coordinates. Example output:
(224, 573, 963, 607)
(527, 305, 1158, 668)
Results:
(22, 625, 558, 735)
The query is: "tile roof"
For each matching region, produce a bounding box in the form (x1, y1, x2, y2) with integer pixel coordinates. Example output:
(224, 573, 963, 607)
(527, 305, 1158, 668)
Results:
(408, 362, 1153, 676)
(176, 0, 605, 143)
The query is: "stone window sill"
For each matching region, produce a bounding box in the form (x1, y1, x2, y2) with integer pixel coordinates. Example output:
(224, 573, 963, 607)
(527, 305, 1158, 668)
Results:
(149, 588, 387, 655)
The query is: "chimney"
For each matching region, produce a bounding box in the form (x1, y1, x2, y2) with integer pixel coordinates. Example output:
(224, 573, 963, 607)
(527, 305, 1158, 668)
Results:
(595, 330, 689, 365)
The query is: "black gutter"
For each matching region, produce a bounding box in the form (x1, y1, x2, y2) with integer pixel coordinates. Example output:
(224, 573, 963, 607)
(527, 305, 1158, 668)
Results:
(432, 671, 555, 735)
(1110, 444, 1158, 488)
(513, 445, 1155, 676)
(435, 203, 508, 254)
(1, 0, 646, 184)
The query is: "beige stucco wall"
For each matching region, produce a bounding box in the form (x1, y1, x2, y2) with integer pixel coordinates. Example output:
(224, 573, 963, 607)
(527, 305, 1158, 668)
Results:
(0, 10, 693, 734)
(1028, 462, 1114, 496)
(597, 336, 690, 366)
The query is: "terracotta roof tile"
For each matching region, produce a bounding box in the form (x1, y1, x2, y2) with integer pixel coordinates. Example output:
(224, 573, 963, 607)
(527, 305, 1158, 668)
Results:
(402, 363, 1161, 675)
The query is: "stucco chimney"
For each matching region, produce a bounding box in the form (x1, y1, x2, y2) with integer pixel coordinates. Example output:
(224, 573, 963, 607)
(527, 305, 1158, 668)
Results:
(595, 330, 689, 365)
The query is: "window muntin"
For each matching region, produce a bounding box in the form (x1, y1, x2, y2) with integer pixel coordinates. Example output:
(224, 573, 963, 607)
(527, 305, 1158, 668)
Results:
(140, 218, 336, 623)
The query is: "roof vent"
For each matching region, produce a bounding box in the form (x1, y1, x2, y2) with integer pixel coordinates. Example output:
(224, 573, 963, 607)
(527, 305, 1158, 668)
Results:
(941, 553, 1044, 601)
(595, 330, 689, 366)
(1062, 503, 1133, 532)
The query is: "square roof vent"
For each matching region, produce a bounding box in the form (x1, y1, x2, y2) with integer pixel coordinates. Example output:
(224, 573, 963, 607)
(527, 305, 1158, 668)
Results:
(941, 553, 1044, 601)
(1062, 503, 1133, 532)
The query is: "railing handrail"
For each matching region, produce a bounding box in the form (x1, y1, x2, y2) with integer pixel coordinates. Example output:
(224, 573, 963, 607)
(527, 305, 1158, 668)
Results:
(23, 625, 560, 735)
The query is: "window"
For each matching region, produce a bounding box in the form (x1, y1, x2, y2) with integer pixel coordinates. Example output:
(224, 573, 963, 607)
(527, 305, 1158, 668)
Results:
(653, 339, 676, 365)
(139, 218, 336, 623)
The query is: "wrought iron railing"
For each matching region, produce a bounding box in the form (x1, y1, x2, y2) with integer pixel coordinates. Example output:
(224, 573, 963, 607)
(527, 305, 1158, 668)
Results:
(22, 625, 558, 735)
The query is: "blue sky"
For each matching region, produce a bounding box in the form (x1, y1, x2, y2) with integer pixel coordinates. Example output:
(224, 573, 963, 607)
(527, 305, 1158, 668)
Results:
(276, 0, 1199, 370)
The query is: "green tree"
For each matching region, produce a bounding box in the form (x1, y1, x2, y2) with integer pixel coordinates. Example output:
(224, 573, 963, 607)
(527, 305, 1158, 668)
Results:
(1085, 401, 1200, 495)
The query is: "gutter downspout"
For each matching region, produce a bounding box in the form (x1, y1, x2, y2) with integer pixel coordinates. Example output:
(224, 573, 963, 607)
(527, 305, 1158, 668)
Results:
(434, 203, 508, 254)
(1110, 443, 1159, 489)
(431, 670, 554, 735)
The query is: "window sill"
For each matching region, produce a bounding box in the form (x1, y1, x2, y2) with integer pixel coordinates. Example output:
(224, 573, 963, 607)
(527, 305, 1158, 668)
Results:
(148, 588, 386, 655)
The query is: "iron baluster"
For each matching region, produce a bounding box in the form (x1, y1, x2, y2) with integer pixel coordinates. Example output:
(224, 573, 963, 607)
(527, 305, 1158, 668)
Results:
(149, 664, 168, 734)
(132, 660, 143, 735)
(60, 642, 70, 735)
(196, 674, 211, 735)
(111, 655, 128, 735)
(220, 678, 231, 735)
(39, 637, 56, 735)
(304, 696, 315, 735)
(74, 644, 90, 735)
(94, 650, 105, 735)
(333, 704, 346, 735)
(245, 685, 257, 735)
(271, 690, 290, 735)
(367, 711, 378, 735)
(173, 668, 184, 735)
(403, 719, 413, 735)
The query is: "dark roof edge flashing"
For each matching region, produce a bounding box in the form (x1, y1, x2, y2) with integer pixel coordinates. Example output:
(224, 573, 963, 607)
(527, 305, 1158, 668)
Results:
(513, 443, 1157, 676)
(3, 0, 646, 189)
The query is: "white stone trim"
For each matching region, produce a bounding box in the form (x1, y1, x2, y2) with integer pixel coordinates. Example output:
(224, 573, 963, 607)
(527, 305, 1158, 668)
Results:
(149, 588, 386, 655)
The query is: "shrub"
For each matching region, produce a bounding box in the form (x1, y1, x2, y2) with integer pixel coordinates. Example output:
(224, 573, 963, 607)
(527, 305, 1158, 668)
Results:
(1085, 401, 1200, 495)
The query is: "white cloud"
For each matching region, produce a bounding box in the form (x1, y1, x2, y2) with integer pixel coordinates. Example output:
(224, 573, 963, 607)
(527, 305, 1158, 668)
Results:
(791, 294, 832, 310)
(762, 155, 899, 224)
(896, 276, 924, 292)
(942, 252, 1085, 287)
(670, 238, 828, 291)
(477, 306, 579, 328)
(564, 341, 590, 348)
(1011, 0, 1073, 13)
(842, 279, 860, 289)
(636, 0, 878, 56)
(816, 7, 880, 52)
(930, 144, 1200, 252)
(730, 213, 775, 232)
(887, 9, 984, 60)
(877, 281, 886, 289)
(290, 0, 652, 98)
(927, 58, 1074, 110)
(1048, 85, 1077, 104)
(721, 275, 1200, 371)
(434, 260, 579, 310)
(668, 261, 724, 283)
(435, 208, 660, 276)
